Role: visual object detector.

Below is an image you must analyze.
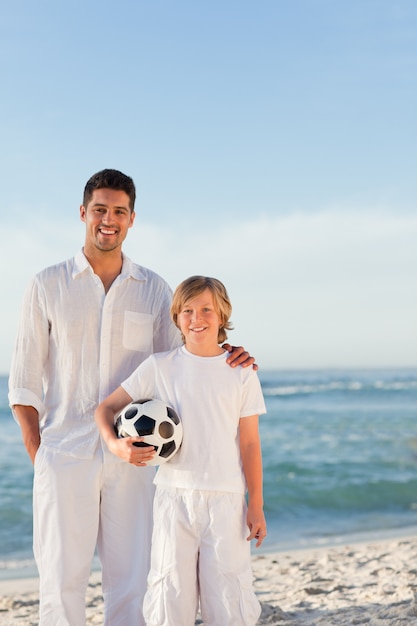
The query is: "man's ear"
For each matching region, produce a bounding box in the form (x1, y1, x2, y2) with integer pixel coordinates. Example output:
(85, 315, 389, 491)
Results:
(129, 210, 136, 228)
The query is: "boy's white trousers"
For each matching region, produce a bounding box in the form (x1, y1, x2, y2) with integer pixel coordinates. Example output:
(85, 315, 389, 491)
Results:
(33, 442, 155, 625)
(143, 487, 261, 626)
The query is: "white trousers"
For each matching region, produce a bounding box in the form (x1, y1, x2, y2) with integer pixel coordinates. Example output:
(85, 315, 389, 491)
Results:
(143, 487, 261, 626)
(33, 442, 155, 626)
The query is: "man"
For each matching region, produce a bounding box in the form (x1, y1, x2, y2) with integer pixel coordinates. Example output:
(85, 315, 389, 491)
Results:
(8, 169, 255, 626)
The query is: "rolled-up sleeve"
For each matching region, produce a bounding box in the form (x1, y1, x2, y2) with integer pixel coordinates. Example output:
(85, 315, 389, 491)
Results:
(8, 276, 49, 423)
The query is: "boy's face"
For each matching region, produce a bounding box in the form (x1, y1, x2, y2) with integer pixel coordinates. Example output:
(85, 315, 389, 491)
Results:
(177, 288, 223, 356)
(80, 188, 135, 255)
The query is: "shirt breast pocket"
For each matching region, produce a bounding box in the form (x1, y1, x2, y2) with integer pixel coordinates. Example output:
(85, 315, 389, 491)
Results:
(122, 311, 154, 353)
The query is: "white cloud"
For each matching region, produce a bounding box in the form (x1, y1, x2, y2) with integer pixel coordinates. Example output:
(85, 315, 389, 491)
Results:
(126, 209, 417, 369)
(1, 209, 416, 374)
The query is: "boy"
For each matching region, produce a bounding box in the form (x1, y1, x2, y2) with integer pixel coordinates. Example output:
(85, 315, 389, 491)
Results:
(95, 275, 267, 625)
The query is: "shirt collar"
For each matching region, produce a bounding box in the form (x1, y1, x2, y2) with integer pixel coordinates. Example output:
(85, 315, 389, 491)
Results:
(120, 253, 147, 281)
(73, 250, 90, 277)
(73, 249, 147, 282)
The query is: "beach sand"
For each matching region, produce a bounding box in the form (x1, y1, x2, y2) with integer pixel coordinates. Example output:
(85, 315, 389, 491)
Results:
(1, 535, 417, 625)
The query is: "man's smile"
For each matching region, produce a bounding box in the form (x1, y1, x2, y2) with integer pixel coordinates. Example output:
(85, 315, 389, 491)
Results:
(99, 227, 118, 235)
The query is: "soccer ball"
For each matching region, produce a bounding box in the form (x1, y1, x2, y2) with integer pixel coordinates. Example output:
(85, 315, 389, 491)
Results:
(115, 398, 183, 466)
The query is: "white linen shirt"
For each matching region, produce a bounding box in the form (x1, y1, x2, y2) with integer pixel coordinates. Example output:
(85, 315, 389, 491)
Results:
(8, 250, 181, 458)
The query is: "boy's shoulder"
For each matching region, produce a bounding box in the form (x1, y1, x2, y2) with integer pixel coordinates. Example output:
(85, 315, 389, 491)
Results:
(147, 346, 182, 363)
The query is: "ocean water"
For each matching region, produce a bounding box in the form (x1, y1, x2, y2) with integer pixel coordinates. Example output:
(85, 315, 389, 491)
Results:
(1, 368, 417, 579)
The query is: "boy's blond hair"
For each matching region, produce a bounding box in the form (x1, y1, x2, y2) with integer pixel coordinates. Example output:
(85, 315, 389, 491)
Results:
(171, 276, 234, 344)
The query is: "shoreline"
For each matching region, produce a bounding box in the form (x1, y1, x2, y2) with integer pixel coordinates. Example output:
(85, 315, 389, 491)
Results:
(3, 522, 417, 582)
(1, 534, 417, 625)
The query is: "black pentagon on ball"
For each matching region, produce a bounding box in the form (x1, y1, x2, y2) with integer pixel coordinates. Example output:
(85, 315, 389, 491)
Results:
(133, 441, 157, 450)
(114, 416, 126, 437)
(159, 440, 177, 458)
(134, 415, 156, 436)
(132, 399, 153, 407)
(166, 406, 180, 425)
(124, 407, 139, 420)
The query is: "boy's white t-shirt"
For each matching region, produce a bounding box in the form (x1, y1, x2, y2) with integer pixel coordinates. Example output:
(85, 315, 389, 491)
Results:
(121, 345, 266, 494)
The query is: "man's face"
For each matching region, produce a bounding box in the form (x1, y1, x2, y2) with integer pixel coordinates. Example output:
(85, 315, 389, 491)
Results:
(80, 188, 135, 254)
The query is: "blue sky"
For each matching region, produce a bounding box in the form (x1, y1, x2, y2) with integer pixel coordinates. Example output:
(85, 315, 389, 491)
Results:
(1, 0, 416, 373)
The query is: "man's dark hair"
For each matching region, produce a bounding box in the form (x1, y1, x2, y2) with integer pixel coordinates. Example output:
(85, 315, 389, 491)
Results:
(83, 169, 136, 211)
